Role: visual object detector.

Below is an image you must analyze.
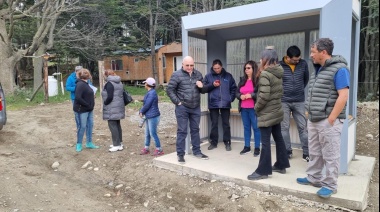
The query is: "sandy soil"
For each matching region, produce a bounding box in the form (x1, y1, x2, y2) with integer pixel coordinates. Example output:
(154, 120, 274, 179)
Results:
(0, 100, 378, 212)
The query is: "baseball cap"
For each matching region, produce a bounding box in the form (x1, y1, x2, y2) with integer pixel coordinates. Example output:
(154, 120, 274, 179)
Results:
(143, 77, 156, 86)
(75, 66, 83, 71)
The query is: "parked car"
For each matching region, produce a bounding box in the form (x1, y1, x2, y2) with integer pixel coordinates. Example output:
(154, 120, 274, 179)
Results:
(0, 82, 7, 130)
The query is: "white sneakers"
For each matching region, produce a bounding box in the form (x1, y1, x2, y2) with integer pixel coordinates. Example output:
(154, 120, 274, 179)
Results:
(109, 145, 123, 152)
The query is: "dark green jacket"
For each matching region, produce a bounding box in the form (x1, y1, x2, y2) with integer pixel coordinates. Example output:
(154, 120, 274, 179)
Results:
(255, 64, 284, 127)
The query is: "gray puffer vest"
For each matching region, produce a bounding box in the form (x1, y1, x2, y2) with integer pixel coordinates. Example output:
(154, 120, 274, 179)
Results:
(101, 76, 125, 120)
(306, 55, 348, 122)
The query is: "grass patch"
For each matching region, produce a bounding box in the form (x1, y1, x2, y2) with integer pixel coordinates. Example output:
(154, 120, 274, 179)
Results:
(5, 84, 170, 110)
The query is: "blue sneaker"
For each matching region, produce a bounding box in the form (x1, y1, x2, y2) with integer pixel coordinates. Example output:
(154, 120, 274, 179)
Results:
(76, 144, 82, 152)
(317, 187, 337, 198)
(86, 142, 99, 149)
(296, 177, 322, 187)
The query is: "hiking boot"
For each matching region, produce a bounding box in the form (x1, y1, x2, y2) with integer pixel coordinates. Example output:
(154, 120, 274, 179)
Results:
(296, 177, 322, 187)
(140, 148, 150, 155)
(109, 146, 123, 152)
(287, 150, 293, 159)
(225, 144, 232, 151)
(208, 144, 217, 150)
(178, 155, 185, 164)
(253, 148, 260, 157)
(272, 165, 286, 174)
(240, 146, 251, 155)
(194, 153, 209, 160)
(303, 154, 310, 162)
(317, 187, 337, 198)
(152, 149, 164, 156)
(247, 172, 268, 181)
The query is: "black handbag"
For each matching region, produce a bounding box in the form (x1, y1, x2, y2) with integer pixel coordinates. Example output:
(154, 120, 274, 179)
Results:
(123, 90, 133, 106)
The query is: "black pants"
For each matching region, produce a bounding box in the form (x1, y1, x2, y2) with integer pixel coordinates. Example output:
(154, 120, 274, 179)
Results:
(209, 108, 231, 146)
(255, 123, 290, 175)
(108, 120, 122, 146)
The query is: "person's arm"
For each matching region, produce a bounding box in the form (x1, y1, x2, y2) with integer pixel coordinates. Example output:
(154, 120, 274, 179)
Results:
(235, 80, 243, 101)
(66, 74, 76, 92)
(103, 82, 114, 105)
(201, 74, 215, 93)
(229, 77, 237, 102)
(74, 82, 90, 107)
(304, 63, 310, 88)
(254, 75, 270, 113)
(166, 74, 181, 105)
(328, 68, 350, 125)
(328, 88, 349, 125)
(140, 91, 155, 115)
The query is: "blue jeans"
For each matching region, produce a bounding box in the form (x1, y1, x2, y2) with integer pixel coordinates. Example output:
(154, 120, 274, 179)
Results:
(76, 111, 94, 144)
(281, 102, 309, 155)
(175, 105, 201, 156)
(241, 108, 261, 148)
(144, 116, 161, 148)
(71, 100, 79, 130)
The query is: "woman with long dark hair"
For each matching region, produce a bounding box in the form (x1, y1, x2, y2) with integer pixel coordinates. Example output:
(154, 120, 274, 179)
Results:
(236, 60, 261, 157)
(247, 48, 290, 180)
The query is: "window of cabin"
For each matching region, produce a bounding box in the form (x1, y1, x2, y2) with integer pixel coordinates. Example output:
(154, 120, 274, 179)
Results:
(111, 60, 123, 71)
(134, 58, 139, 63)
(162, 56, 166, 68)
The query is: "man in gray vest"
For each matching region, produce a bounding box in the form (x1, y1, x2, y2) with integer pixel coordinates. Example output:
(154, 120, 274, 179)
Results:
(296, 38, 350, 198)
(279, 46, 309, 161)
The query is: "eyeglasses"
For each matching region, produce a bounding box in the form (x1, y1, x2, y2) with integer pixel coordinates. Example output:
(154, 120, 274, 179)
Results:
(244, 67, 252, 70)
(184, 64, 194, 67)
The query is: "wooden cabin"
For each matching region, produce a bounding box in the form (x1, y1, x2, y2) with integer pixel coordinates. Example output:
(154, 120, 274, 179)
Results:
(103, 42, 182, 85)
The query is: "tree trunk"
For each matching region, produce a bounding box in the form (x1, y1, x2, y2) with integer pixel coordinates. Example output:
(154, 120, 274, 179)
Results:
(33, 44, 46, 91)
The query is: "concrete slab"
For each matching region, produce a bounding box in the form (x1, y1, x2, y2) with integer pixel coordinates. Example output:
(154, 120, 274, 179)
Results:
(153, 141, 375, 211)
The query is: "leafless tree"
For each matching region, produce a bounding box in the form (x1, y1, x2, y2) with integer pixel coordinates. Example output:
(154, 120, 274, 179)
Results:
(0, 0, 81, 93)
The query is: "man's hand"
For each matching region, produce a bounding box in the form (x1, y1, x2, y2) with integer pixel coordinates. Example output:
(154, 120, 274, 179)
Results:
(327, 116, 335, 126)
(196, 81, 203, 88)
(213, 79, 220, 87)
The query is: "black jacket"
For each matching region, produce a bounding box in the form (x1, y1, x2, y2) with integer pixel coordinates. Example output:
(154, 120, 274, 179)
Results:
(279, 58, 309, 102)
(73, 80, 95, 113)
(166, 68, 207, 109)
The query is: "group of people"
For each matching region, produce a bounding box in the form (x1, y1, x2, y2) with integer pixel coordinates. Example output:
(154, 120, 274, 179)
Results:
(65, 37, 349, 199)
(66, 67, 163, 155)
(167, 38, 349, 199)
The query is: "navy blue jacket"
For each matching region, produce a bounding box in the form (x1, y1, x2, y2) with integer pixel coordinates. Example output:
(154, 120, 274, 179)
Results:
(279, 58, 309, 102)
(140, 89, 160, 119)
(73, 80, 95, 113)
(203, 68, 237, 109)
